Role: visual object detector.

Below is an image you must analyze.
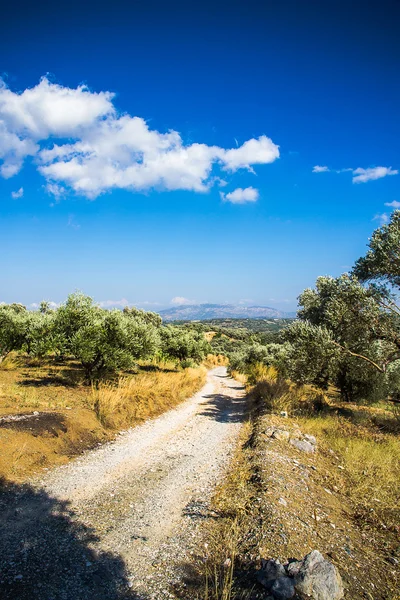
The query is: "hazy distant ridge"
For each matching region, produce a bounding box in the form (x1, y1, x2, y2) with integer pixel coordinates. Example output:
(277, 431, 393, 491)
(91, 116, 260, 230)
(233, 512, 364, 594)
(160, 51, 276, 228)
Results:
(159, 303, 295, 321)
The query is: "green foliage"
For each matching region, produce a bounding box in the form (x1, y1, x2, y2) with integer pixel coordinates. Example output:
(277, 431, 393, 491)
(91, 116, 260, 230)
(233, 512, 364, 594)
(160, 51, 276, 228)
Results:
(23, 312, 57, 358)
(0, 305, 27, 362)
(283, 320, 339, 388)
(51, 293, 161, 382)
(69, 309, 160, 382)
(123, 306, 162, 327)
(284, 271, 400, 402)
(228, 342, 288, 376)
(0, 293, 214, 383)
(160, 325, 210, 364)
(353, 209, 400, 289)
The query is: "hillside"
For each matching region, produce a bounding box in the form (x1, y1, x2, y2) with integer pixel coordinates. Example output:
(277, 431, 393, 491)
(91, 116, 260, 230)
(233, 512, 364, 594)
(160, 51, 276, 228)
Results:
(159, 303, 295, 321)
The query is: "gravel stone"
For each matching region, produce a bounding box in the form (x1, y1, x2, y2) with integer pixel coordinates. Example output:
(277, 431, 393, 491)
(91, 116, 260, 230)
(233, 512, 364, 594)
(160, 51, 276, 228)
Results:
(288, 550, 344, 600)
(290, 439, 315, 453)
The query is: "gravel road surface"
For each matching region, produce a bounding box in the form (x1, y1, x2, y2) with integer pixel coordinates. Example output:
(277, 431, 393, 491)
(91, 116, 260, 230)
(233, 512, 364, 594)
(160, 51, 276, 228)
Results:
(0, 367, 246, 599)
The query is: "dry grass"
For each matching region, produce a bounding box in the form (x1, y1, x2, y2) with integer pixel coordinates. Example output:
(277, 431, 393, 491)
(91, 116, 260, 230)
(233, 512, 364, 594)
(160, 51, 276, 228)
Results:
(204, 354, 229, 368)
(229, 371, 248, 385)
(0, 354, 207, 482)
(189, 368, 400, 599)
(250, 373, 328, 417)
(205, 332, 218, 342)
(298, 411, 400, 528)
(248, 367, 400, 527)
(194, 421, 254, 600)
(91, 366, 207, 428)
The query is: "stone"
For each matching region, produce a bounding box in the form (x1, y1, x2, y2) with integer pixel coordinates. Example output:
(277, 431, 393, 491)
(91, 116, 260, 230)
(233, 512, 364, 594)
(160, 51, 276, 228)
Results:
(272, 429, 290, 441)
(257, 559, 286, 589)
(287, 550, 344, 600)
(278, 497, 288, 506)
(304, 434, 317, 445)
(265, 427, 277, 437)
(270, 576, 295, 599)
(290, 439, 315, 453)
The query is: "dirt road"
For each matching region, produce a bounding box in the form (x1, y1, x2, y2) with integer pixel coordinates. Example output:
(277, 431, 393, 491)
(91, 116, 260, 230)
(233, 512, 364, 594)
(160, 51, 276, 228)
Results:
(0, 367, 246, 599)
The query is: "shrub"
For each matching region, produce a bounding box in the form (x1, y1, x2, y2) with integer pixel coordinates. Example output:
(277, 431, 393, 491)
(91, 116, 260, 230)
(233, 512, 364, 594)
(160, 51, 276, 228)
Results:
(160, 326, 210, 365)
(0, 306, 27, 363)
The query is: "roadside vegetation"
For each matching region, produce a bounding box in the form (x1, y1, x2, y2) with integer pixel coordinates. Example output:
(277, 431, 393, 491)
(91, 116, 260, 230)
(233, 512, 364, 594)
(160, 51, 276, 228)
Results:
(0, 296, 212, 481)
(189, 211, 400, 600)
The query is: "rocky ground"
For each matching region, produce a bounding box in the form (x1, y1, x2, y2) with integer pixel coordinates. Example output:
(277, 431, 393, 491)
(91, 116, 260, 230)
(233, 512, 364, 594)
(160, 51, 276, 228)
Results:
(199, 411, 399, 600)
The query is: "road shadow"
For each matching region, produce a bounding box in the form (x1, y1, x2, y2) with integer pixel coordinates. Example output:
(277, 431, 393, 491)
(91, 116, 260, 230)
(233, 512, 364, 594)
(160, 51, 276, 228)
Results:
(199, 392, 246, 423)
(0, 477, 148, 600)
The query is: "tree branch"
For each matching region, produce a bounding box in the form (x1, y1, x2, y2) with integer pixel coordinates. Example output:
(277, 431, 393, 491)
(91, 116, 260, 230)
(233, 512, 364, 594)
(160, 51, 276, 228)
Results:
(330, 340, 385, 373)
(379, 299, 400, 317)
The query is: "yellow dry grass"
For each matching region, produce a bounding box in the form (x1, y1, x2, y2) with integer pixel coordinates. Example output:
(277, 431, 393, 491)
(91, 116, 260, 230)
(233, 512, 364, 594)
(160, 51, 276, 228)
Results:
(91, 366, 207, 428)
(204, 331, 218, 342)
(198, 421, 254, 600)
(192, 371, 400, 599)
(0, 354, 207, 482)
(298, 412, 400, 526)
(229, 370, 247, 385)
(203, 354, 229, 368)
(248, 366, 400, 527)
(251, 375, 328, 416)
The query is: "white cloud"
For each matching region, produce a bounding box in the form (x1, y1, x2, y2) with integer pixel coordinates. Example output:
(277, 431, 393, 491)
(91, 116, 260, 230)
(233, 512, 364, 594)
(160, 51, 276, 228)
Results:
(313, 164, 398, 184)
(221, 136, 279, 172)
(29, 301, 59, 309)
(98, 298, 129, 308)
(171, 296, 194, 305)
(11, 187, 23, 198)
(312, 165, 330, 173)
(0, 77, 114, 137)
(220, 186, 259, 204)
(352, 166, 398, 184)
(67, 214, 80, 230)
(384, 200, 400, 208)
(45, 182, 65, 199)
(373, 213, 390, 225)
(0, 77, 280, 199)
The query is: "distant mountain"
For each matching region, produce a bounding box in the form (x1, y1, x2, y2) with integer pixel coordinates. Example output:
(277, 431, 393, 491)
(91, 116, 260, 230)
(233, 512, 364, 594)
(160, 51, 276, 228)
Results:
(158, 303, 296, 321)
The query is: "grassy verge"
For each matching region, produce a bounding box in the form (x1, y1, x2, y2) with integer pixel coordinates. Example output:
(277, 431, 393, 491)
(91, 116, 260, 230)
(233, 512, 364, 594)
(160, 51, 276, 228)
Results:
(189, 368, 400, 599)
(91, 366, 206, 428)
(0, 354, 207, 482)
(187, 420, 256, 600)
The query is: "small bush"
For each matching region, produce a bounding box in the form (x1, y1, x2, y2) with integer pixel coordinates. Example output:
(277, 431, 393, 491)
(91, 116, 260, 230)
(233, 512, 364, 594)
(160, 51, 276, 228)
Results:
(180, 358, 196, 369)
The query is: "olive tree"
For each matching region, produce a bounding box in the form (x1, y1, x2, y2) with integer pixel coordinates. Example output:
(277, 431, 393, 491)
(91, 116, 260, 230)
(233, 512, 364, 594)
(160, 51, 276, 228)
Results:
(284, 274, 400, 401)
(123, 306, 162, 327)
(23, 311, 57, 358)
(70, 309, 160, 382)
(160, 326, 210, 365)
(53, 292, 160, 382)
(0, 305, 27, 363)
(354, 210, 400, 289)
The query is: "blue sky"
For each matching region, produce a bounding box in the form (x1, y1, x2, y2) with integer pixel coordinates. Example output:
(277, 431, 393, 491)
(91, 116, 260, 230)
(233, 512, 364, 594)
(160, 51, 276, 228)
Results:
(1, 0, 399, 311)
